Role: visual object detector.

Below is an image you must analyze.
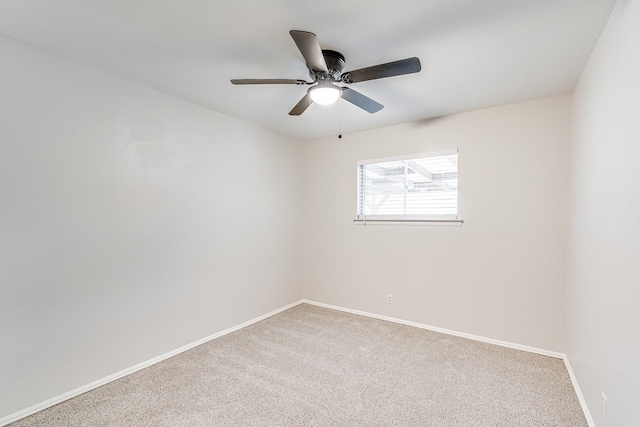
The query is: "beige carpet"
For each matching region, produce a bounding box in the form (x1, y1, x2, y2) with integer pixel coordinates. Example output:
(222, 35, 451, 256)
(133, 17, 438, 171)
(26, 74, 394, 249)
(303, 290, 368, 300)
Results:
(10, 304, 587, 426)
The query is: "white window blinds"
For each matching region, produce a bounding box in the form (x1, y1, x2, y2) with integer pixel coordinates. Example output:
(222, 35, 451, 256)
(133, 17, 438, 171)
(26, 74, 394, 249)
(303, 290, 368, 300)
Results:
(357, 150, 458, 220)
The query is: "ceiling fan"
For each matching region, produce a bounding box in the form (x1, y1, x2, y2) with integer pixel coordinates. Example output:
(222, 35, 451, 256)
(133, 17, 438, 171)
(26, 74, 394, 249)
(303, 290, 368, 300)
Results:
(231, 30, 421, 116)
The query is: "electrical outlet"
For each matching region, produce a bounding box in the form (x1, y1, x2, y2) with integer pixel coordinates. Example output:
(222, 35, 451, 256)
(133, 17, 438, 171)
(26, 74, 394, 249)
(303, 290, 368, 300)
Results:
(387, 294, 393, 304)
(601, 392, 607, 420)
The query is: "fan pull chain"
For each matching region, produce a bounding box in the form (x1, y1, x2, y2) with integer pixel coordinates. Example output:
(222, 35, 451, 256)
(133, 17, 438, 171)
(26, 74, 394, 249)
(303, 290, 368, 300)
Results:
(338, 98, 343, 139)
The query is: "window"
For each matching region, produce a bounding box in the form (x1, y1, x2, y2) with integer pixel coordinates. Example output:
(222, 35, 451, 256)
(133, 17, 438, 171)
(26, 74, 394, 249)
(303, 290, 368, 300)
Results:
(356, 150, 459, 222)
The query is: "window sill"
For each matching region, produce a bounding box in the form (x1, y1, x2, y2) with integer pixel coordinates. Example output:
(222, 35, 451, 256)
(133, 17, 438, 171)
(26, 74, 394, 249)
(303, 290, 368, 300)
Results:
(353, 218, 464, 226)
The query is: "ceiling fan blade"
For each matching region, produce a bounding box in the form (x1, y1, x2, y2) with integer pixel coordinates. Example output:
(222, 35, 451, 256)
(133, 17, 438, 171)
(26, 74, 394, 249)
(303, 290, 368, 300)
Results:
(290, 30, 328, 73)
(342, 57, 421, 83)
(231, 79, 307, 85)
(289, 93, 313, 116)
(341, 88, 383, 113)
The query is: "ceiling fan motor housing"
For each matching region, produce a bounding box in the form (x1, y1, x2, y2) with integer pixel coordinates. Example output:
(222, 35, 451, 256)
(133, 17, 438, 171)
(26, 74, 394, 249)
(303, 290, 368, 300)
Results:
(310, 49, 346, 81)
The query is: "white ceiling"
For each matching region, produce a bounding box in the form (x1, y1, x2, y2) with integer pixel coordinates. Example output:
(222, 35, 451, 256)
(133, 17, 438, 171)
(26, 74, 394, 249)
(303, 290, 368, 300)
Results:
(0, 0, 617, 140)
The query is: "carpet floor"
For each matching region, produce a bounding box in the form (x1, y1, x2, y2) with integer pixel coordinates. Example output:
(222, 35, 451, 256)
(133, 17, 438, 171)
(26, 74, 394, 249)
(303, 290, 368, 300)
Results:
(10, 303, 587, 426)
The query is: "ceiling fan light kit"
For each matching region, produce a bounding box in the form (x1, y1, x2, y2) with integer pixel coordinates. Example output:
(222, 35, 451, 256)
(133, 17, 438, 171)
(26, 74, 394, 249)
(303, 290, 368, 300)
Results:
(309, 83, 341, 105)
(231, 30, 421, 116)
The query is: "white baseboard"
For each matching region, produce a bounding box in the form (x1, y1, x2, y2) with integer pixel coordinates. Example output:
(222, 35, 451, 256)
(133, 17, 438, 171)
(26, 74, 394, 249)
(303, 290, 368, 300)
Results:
(563, 355, 595, 427)
(302, 299, 565, 359)
(0, 299, 305, 427)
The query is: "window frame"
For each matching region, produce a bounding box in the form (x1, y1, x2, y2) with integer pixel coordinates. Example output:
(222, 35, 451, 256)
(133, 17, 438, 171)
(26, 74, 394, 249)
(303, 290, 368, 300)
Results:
(355, 149, 463, 225)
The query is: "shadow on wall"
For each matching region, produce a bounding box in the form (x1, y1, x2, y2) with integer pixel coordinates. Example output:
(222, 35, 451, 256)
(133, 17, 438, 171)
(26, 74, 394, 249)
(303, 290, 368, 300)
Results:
(409, 115, 449, 128)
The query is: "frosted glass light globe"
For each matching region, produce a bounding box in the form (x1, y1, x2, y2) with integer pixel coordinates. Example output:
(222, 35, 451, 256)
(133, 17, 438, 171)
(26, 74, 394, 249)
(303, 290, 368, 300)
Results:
(310, 85, 341, 105)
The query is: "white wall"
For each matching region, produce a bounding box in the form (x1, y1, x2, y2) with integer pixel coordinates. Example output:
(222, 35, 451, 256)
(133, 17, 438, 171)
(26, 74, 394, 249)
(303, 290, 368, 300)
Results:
(0, 34, 302, 418)
(302, 95, 571, 352)
(567, 0, 640, 424)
